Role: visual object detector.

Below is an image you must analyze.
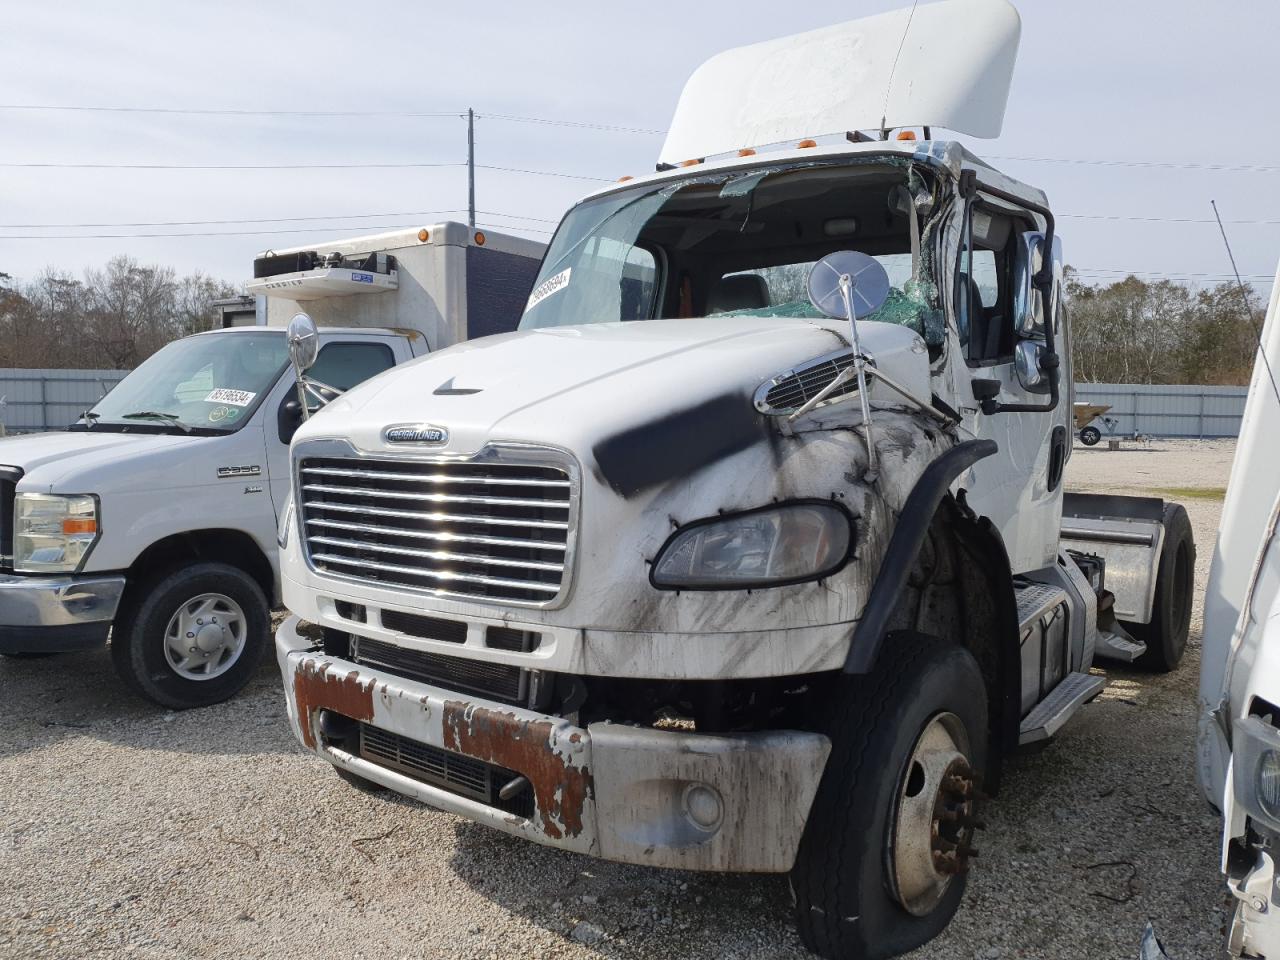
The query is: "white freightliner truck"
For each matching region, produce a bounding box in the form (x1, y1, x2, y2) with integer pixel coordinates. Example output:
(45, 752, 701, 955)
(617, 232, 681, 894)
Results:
(1199, 256, 1280, 959)
(274, 4, 1195, 957)
(0, 224, 542, 709)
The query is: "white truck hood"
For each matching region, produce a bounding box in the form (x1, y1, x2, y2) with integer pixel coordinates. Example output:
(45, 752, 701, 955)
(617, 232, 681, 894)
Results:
(0, 430, 210, 492)
(298, 316, 927, 459)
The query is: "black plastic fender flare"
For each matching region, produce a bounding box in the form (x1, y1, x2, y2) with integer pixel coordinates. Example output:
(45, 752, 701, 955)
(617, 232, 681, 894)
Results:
(843, 438, 999, 675)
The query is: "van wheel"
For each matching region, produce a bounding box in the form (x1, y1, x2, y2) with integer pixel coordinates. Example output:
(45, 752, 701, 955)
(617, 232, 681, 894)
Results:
(111, 563, 270, 709)
(791, 633, 988, 960)
(1128, 503, 1195, 672)
(1080, 426, 1102, 446)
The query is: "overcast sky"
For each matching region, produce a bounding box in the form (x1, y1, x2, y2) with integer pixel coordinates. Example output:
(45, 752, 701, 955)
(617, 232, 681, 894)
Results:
(2, 0, 1278, 297)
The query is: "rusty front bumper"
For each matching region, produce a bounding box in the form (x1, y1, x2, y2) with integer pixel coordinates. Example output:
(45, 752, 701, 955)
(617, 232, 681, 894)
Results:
(276, 616, 831, 872)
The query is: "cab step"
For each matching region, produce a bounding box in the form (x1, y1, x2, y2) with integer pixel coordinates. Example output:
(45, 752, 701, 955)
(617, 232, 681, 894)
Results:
(1094, 628, 1147, 663)
(1018, 671, 1106, 745)
(1015, 582, 1068, 630)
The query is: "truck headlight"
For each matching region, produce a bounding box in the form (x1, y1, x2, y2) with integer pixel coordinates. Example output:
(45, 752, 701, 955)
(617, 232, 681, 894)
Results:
(651, 501, 853, 590)
(277, 496, 295, 549)
(1259, 749, 1280, 821)
(1233, 716, 1280, 831)
(14, 493, 100, 574)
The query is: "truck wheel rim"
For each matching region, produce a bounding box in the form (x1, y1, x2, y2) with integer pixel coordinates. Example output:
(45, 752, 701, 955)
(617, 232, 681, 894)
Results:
(889, 711, 979, 917)
(162, 593, 247, 682)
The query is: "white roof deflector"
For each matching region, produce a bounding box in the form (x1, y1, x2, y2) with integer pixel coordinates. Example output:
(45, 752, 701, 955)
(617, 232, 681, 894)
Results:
(659, 0, 1022, 166)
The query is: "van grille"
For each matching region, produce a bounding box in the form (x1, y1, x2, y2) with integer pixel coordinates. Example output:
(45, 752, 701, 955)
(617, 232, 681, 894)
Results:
(755, 351, 869, 416)
(0, 466, 20, 571)
(297, 454, 573, 606)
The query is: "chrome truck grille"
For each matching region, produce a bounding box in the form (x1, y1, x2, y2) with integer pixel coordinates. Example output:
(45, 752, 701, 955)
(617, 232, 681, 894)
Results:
(753, 349, 869, 416)
(0, 466, 20, 571)
(296, 448, 575, 607)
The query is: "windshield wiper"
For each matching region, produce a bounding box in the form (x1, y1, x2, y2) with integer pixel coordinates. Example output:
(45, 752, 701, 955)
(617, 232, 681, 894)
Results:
(120, 411, 191, 434)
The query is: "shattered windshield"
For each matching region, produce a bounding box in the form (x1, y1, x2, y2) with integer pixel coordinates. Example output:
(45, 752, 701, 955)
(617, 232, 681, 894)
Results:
(81, 332, 287, 434)
(520, 160, 945, 344)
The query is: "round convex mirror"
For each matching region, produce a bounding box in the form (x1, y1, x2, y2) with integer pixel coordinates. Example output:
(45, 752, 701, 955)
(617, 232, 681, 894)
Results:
(286, 313, 319, 374)
(807, 250, 891, 321)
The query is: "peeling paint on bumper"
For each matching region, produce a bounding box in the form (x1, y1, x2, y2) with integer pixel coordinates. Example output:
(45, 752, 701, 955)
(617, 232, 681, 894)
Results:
(277, 616, 830, 872)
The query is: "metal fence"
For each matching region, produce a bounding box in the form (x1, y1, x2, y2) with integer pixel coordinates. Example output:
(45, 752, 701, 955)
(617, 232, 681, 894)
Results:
(0, 368, 128, 434)
(1074, 382, 1248, 439)
(0, 368, 1252, 439)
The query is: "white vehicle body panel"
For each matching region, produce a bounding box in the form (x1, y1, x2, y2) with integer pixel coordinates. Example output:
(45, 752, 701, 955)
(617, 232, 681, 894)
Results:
(0, 329, 414, 583)
(256, 223, 545, 351)
(659, 0, 1020, 165)
(1199, 258, 1280, 956)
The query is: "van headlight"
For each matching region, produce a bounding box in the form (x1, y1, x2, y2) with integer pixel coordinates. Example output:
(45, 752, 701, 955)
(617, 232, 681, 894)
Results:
(650, 501, 853, 590)
(14, 493, 100, 574)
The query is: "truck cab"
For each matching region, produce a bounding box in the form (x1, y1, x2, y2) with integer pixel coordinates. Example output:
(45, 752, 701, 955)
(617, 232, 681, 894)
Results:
(1199, 256, 1280, 958)
(0, 223, 543, 709)
(273, 4, 1194, 958)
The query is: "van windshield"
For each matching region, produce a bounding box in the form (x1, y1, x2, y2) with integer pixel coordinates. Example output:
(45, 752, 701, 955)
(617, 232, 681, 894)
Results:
(519, 160, 945, 344)
(80, 332, 287, 434)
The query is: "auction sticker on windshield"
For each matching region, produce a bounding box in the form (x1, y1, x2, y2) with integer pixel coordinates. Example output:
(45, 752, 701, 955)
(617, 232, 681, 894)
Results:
(205, 388, 256, 407)
(525, 268, 571, 311)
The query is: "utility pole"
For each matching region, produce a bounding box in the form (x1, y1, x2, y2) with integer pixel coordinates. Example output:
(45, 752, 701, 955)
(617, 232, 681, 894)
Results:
(467, 108, 476, 229)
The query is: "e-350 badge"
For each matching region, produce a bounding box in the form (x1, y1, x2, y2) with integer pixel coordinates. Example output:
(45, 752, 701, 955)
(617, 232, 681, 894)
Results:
(383, 423, 448, 445)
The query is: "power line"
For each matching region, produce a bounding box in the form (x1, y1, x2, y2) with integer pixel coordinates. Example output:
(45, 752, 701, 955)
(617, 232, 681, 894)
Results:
(476, 163, 611, 182)
(0, 160, 465, 170)
(0, 103, 465, 119)
(990, 154, 1280, 175)
(0, 103, 665, 133)
(0, 210, 468, 228)
(480, 113, 664, 135)
(1060, 213, 1280, 226)
(0, 159, 609, 181)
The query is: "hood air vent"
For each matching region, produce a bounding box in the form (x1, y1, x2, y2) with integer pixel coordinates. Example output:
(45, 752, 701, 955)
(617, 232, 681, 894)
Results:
(753, 348, 872, 416)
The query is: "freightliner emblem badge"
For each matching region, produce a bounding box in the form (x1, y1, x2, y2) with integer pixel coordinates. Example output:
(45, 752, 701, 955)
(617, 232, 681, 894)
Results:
(383, 423, 449, 445)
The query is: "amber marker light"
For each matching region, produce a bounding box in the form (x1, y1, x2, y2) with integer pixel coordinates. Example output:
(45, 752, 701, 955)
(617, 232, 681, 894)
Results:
(797, 139, 818, 149)
(738, 148, 757, 157)
(417, 228, 430, 242)
(679, 158, 703, 167)
(618, 175, 635, 182)
(896, 130, 918, 141)
(474, 231, 486, 246)
(62, 517, 97, 535)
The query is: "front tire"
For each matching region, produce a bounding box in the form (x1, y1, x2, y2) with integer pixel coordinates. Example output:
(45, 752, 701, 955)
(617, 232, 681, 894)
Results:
(110, 563, 270, 709)
(791, 633, 988, 960)
(1128, 502, 1195, 672)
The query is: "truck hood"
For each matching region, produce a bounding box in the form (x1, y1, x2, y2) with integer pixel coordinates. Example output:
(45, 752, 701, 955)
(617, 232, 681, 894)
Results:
(299, 316, 927, 458)
(0, 430, 209, 491)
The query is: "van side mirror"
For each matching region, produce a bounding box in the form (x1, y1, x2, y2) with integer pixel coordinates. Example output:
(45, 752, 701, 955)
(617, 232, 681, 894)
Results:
(1012, 232, 1063, 339)
(278, 397, 303, 445)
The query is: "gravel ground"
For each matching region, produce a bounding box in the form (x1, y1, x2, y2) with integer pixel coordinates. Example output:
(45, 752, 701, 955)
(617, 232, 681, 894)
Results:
(0, 439, 1237, 960)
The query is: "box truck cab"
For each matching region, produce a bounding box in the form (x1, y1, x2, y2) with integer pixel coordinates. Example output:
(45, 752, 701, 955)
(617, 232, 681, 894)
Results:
(0, 224, 543, 710)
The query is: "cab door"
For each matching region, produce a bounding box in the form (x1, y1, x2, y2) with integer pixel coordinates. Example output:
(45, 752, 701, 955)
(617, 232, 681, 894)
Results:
(262, 335, 402, 519)
(954, 201, 1071, 575)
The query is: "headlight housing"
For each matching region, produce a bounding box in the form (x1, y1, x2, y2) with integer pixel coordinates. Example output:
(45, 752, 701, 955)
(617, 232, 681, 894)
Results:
(14, 493, 100, 574)
(651, 501, 853, 590)
(1232, 715, 1280, 832)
